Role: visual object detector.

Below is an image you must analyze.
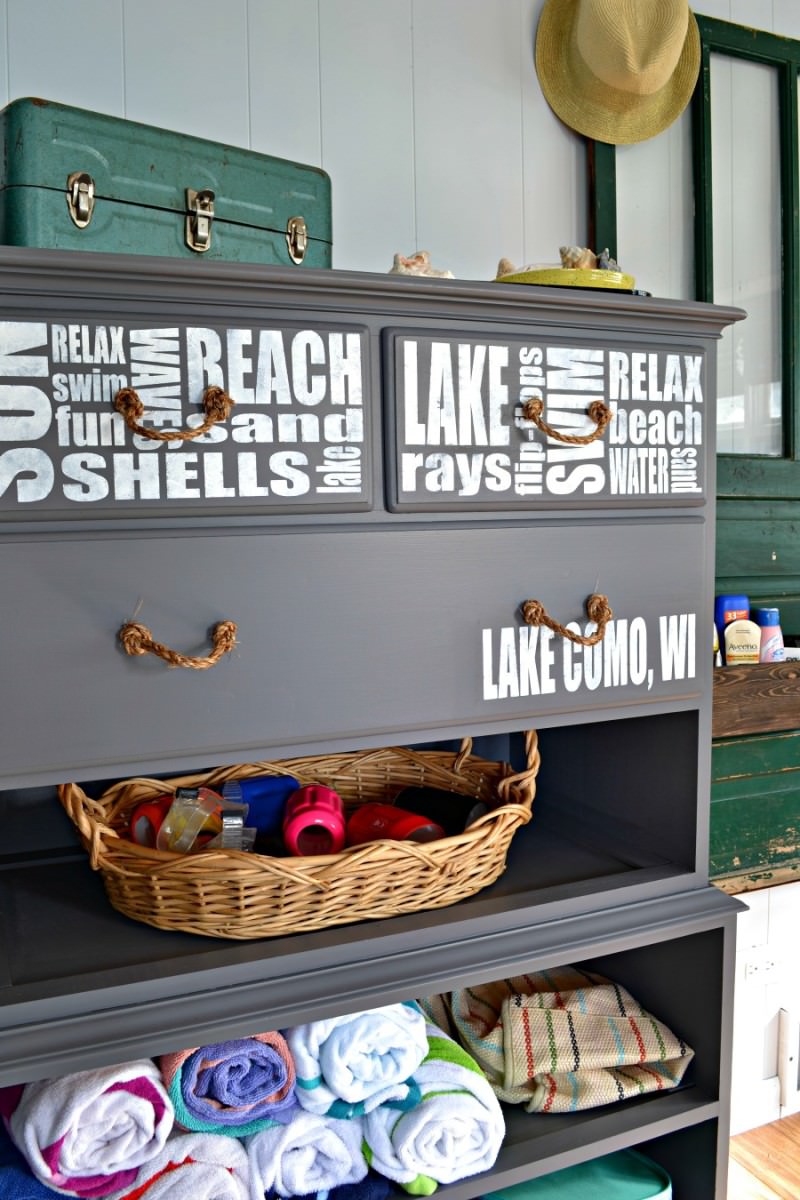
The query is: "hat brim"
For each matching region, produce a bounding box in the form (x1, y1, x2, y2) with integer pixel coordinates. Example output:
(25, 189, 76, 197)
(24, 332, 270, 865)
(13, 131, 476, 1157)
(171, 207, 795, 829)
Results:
(535, 0, 701, 145)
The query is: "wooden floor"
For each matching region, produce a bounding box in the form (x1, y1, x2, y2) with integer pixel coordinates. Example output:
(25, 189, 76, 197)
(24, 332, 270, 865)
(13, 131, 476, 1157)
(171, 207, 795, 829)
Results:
(728, 1113, 800, 1199)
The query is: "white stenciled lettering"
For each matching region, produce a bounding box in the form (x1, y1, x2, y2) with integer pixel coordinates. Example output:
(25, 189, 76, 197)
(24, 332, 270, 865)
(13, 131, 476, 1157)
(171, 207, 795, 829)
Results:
(50, 325, 125, 365)
(292, 331, 327, 406)
(607, 351, 703, 404)
(483, 617, 654, 701)
(61, 453, 109, 501)
(659, 613, 696, 680)
(402, 340, 509, 447)
(609, 405, 702, 447)
(55, 407, 126, 447)
(0, 447, 54, 501)
(546, 347, 603, 392)
(0, 385, 52, 441)
(0, 322, 49, 376)
(608, 447, 669, 494)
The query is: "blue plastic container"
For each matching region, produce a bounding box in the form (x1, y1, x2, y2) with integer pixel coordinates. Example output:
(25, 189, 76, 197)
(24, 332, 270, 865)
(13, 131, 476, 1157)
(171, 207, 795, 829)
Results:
(221, 775, 299, 836)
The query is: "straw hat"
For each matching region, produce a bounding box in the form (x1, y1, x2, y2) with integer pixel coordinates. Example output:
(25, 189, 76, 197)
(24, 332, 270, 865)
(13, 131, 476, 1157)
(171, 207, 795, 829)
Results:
(535, 0, 701, 145)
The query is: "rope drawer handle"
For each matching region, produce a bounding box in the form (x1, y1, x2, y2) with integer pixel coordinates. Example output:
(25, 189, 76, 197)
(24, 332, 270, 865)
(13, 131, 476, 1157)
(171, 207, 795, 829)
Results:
(521, 593, 612, 647)
(114, 385, 235, 442)
(521, 396, 613, 445)
(119, 619, 238, 669)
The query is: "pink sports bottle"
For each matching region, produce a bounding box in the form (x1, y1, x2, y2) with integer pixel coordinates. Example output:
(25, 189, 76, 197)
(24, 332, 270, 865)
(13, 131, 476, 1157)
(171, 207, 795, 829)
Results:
(282, 784, 346, 856)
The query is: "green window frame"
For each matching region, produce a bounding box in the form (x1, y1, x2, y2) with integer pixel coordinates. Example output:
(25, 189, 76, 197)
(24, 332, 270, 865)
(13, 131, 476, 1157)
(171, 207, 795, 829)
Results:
(589, 17, 800, 499)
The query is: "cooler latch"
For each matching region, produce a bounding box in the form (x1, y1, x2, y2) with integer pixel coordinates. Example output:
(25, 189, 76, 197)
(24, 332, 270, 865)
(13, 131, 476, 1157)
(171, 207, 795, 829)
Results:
(185, 188, 215, 253)
(286, 215, 308, 264)
(66, 172, 96, 228)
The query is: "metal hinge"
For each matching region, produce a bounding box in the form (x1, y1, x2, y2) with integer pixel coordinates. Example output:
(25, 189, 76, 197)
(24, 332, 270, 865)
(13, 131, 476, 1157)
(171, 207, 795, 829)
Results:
(66, 172, 96, 228)
(286, 215, 308, 264)
(185, 188, 215, 253)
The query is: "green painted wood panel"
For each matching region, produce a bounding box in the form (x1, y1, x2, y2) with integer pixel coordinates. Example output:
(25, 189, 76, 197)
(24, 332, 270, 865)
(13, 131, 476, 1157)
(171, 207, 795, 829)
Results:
(710, 730, 800, 879)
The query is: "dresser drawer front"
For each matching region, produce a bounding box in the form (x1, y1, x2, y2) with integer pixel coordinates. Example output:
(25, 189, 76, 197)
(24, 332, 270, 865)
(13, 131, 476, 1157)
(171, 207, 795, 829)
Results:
(0, 521, 708, 785)
(0, 315, 371, 519)
(385, 329, 710, 511)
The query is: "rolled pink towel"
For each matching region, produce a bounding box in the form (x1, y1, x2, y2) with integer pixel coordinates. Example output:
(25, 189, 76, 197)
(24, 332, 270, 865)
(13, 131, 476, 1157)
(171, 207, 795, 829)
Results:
(159, 1034, 295, 1137)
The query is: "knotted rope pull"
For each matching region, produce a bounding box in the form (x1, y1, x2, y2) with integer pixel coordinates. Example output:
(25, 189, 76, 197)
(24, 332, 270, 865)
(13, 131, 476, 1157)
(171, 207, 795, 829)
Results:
(521, 594, 613, 646)
(114, 385, 235, 442)
(119, 619, 238, 669)
(521, 396, 613, 445)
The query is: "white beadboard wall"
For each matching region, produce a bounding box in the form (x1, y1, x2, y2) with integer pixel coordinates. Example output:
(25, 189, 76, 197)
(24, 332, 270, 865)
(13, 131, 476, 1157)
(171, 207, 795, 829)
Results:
(0, 0, 798, 286)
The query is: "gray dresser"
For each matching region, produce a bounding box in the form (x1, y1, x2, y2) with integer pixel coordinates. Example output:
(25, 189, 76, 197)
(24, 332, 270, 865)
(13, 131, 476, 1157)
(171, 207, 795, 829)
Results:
(0, 247, 744, 1197)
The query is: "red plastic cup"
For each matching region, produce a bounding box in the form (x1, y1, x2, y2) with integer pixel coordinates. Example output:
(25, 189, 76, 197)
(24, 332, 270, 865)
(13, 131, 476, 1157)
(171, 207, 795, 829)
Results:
(282, 784, 345, 856)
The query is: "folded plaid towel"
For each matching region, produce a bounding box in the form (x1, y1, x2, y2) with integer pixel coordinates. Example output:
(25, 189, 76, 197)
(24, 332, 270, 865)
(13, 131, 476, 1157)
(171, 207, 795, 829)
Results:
(363, 1021, 505, 1195)
(116, 1133, 248, 1200)
(421, 965, 694, 1113)
(285, 1006, 428, 1119)
(0, 1062, 173, 1198)
(246, 1112, 367, 1198)
(159, 1034, 296, 1137)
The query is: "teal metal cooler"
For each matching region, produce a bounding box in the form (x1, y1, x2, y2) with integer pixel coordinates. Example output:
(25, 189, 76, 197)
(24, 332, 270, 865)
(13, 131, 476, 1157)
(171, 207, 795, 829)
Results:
(483, 1151, 672, 1199)
(0, 97, 331, 267)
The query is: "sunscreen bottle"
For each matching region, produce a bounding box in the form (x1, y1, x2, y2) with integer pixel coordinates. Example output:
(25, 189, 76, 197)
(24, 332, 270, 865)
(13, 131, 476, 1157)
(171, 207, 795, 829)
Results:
(754, 607, 785, 663)
(724, 618, 761, 665)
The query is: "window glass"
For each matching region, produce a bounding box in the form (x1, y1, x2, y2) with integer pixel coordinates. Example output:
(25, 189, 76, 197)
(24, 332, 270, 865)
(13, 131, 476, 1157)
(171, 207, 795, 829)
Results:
(616, 110, 694, 300)
(711, 53, 782, 455)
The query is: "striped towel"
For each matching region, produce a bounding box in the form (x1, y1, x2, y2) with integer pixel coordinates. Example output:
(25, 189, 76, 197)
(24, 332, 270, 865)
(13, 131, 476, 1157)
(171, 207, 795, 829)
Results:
(420, 966, 694, 1113)
(285, 1005, 428, 1119)
(0, 1062, 173, 1197)
(115, 1133, 248, 1200)
(246, 1112, 367, 1198)
(159, 1035, 296, 1137)
(362, 1021, 505, 1194)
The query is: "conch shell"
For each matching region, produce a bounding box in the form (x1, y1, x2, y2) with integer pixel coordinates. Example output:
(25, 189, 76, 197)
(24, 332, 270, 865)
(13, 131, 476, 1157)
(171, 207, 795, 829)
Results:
(389, 251, 454, 279)
(496, 257, 518, 279)
(559, 245, 597, 270)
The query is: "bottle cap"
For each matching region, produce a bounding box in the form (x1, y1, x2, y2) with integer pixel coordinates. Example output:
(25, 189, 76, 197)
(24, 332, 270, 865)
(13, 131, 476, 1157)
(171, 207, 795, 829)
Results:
(282, 785, 345, 856)
(714, 594, 749, 628)
(753, 607, 781, 627)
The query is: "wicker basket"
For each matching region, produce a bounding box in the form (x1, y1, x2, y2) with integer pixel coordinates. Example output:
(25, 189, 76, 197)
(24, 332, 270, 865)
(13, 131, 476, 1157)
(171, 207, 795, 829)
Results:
(59, 731, 540, 940)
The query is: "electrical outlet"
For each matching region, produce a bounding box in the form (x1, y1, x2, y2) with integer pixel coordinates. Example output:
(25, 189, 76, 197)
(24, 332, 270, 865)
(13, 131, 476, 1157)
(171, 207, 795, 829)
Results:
(744, 954, 780, 981)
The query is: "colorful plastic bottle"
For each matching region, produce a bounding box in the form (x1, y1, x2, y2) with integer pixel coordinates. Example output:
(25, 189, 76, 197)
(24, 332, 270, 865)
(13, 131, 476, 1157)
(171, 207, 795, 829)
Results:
(222, 774, 299, 835)
(282, 785, 345, 856)
(723, 618, 761, 666)
(346, 803, 445, 845)
(754, 607, 785, 663)
(714, 594, 749, 665)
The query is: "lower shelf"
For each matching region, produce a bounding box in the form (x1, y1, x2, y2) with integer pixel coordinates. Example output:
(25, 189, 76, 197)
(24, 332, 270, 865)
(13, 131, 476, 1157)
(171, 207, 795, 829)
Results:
(444, 1090, 720, 1199)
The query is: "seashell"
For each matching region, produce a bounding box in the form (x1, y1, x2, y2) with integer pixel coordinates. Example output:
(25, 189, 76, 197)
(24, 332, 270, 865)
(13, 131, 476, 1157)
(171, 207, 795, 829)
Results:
(496, 257, 518, 279)
(559, 244, 597, 270)
(597, 247, 621, 271)
(389, 251, 454, 278)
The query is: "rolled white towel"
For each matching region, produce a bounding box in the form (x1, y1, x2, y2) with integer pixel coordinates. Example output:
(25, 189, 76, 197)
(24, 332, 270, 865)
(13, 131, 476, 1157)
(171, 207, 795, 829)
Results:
(285, 1005, 428, 1118)
(363, 1023, 505, 1193)
(3, 1061, 174, 1197)
(119, 1132, 248, 1200)
(246, 1112, 366, 1199)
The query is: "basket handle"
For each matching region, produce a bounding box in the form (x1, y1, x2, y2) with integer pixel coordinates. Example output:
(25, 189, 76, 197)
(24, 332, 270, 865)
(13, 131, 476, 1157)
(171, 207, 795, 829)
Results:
(114, 385, 234, 442)
(119, 619, 237, 669)
(521, 594, 612, 647)
(521, 396, 612, 445)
